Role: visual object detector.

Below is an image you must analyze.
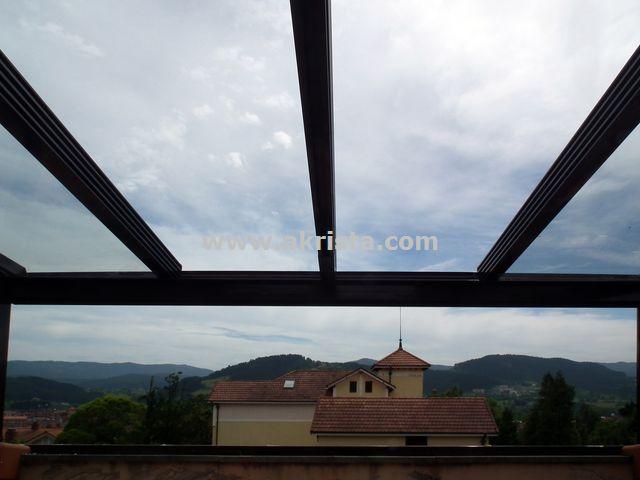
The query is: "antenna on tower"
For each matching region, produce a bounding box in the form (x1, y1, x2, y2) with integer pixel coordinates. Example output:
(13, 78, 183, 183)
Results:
(399, 307, 403, 349)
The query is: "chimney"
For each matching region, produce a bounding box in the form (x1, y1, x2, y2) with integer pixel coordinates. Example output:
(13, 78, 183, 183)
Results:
(5, 428, 16, 443)
(31, 421, 39, 432)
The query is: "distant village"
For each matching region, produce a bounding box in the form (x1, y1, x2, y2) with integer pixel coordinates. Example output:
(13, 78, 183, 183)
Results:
(3, 407, 75, 445)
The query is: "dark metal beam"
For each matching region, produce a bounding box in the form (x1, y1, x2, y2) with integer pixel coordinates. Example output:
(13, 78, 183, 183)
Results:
(478, 45, 640, 277)
(0, 305, 10, 435)
(0, 253, 25, 276)
(290, 0, 336, 281)
(2, 271, 640, 307)
(0, 50, 181, 276)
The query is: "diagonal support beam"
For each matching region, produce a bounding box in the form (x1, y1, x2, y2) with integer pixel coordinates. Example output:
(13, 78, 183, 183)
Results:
(478, 45, 640, 277)
(291, 0, 336, 281)
(0, 253, 25, 277)
(0, 304, 10, 434)
(0, 50, 181, 276)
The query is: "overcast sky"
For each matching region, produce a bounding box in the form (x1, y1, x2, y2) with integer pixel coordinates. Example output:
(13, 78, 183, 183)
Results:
(0, 0, 639, 368)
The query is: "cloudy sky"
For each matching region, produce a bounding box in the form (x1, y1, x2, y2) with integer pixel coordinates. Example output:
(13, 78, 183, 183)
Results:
(0, 0, 639, 368)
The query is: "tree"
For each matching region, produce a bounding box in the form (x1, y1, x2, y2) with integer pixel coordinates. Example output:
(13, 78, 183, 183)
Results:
(589, 402, 636, 445)
(144, 373, 211, 444)
(57, 395, 145, 444)
(430, 386, 463, 397)
(522, 372, 577, 445)
(575, 403, 599, 444)
(493, 407, 519, 445)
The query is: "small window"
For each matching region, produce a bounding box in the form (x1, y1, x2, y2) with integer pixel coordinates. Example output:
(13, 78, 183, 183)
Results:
(349, 381, 357, 393)
(365, 380, 373, 393)
(283, 380, 295, 388)
(405, 436, 428, 446)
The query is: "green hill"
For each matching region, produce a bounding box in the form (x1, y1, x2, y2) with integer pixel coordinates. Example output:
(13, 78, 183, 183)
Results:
(5, 376, 100, 409)
(7, 360, 212, 382)
(183, 353, 634, 400)
(424, 354, 633, 397)
(181, 354, 363, 394)
(6, 354, 633, 408)
(75, 374, 172, 394)
(600, 362, 636, 377)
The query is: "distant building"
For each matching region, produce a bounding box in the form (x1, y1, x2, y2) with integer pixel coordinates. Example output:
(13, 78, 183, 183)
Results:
(3, 424, 63, 445)
(209, 344, 498, 446)
(3, 406, 74, 445)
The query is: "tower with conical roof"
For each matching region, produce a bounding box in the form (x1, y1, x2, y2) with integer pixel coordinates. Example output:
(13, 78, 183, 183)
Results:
(372, 342, 430, 397)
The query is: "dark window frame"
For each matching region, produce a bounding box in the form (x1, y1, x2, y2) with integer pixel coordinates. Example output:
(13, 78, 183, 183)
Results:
(405, 436, 428, 446)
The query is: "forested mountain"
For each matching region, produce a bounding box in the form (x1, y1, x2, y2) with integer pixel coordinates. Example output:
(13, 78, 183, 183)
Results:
(5, 376, 100, 408)
(5, 354, 634, 410)
(425, 355, 633, 397)
(7, 360, 212, 381)
(181, 353, 633, 399)
(599, 362, 635, 377)
(74, 374, 171, 393)
(181, 354, 363, 393)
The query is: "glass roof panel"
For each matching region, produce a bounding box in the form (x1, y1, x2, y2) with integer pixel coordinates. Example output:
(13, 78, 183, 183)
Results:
(0, 126, 147, 272)
(0, 0, 316, 271)
(509, 125, 640, 274)
(333, 0, 640, 271)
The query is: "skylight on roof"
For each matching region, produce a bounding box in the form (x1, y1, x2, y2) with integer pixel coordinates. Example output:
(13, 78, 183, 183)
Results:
(283, 379, 295, 388)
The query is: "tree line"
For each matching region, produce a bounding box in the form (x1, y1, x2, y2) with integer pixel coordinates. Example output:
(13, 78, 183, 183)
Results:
(57, 373, 211, 444)
(492, 372, 637, 445)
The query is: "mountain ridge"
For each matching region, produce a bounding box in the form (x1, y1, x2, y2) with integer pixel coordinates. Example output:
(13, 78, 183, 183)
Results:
(7, 360, 212, 382)
(5, 355, 635, 409)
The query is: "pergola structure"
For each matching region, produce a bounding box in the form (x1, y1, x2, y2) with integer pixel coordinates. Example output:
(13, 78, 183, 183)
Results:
(0, 0, 639, 441)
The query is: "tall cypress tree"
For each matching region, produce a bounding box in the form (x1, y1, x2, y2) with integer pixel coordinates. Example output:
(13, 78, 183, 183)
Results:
(494, 407, 519, 445)
(523, 372, 577, 445)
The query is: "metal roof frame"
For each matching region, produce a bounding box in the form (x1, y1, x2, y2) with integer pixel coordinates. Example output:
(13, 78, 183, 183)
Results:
(0, 0, 639, 440)
(478, 45, 640, 278)
(0, 253, 25, 277)
(0, 51, 181, 277)
(0, 0, 636, 302)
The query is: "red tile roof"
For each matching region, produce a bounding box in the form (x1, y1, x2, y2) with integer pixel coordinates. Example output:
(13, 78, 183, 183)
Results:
(3, 427, 63, 444)
(310, 397, 498, 434)
(209, 370, 348, 403)
(372, 347, 430, 369)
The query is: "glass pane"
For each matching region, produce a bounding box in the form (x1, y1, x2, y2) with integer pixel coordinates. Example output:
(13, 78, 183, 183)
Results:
(0, 0, 316, 270)
(510, 125, 640, 274)
(0, 126, 147, 272)
(333, 0, 640, 271)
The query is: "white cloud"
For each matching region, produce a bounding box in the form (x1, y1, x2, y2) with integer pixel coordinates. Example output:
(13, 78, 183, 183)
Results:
(419, 258, 459, 271)
(219, 95, 235, 112)
(239, 112, 261, 125)
(8, 306, 634, 368)
(192, 104, 213, 118)
(213, 46, 266, 72)
(186, 65, 210, 82)
(273, 130, 293, 149)
(260, 92, 296, 110)
(225, 152, 244, 168)
(20, 20, 104, 58)
(156, 115, 187, 148)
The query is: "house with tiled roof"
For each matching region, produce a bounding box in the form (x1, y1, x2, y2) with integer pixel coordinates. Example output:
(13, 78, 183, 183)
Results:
(209, 344, 497, 446)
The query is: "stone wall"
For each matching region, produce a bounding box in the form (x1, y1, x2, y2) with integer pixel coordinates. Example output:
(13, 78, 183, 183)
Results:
(21, 453, 633, 480)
